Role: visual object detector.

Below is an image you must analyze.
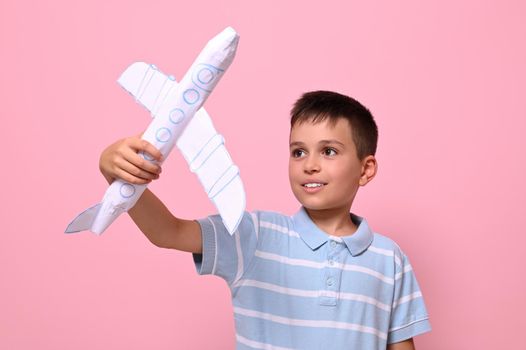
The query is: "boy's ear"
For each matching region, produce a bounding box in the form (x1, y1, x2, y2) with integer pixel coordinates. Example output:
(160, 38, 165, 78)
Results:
(359, 155, 377, 186)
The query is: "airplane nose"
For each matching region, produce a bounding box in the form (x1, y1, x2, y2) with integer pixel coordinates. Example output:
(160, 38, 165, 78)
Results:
(203, 27, 239, 67)
(216, 26, 239, 48)
(188, 27, 239, 98)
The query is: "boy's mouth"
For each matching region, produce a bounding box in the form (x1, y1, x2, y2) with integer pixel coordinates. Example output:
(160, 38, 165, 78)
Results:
(302, 182, 327, 188)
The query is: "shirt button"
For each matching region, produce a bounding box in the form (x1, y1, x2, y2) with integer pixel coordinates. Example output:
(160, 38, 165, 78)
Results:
(328, 259, 335, 266)
(326, 278, 334, 286)
(330, 241, 337, 248)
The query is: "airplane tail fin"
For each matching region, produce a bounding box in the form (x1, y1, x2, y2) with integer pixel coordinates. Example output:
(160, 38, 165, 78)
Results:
(64, 203, 102, 234)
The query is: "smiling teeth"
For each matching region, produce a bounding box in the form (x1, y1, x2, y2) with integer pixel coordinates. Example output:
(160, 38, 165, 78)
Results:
(304, 183, 323, 188)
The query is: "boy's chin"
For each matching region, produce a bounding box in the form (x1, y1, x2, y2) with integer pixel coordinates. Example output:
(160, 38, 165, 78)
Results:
(292, 192, 350, 212)
(299, 199, 352, 213)
(299, 201, 332, 212)
(294, 194, 325, 210)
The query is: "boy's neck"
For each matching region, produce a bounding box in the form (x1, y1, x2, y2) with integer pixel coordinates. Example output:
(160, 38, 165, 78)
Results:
(304, 206, 358, 237)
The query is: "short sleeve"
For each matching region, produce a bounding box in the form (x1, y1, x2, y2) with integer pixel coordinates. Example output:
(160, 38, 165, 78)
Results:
(387, 251, 431, 344)
(192, 211, 259, 286)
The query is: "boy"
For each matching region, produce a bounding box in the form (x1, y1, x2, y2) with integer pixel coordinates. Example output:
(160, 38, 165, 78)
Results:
(99, 91, 431, 349)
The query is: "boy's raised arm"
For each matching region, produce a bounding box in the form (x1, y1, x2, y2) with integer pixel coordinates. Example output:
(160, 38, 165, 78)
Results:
(99, 135, 202, 253)
(127, 189, 202, 253)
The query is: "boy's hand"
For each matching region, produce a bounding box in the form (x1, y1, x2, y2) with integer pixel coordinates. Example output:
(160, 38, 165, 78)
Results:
(99, 134, 163, 185)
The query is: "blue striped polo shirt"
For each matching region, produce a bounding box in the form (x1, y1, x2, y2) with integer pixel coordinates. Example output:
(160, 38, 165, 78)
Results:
(193, 207, 431, 349)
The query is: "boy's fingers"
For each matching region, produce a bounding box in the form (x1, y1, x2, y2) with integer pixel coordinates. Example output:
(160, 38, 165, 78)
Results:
(115, 156, 160, 181)
(122, 147, 162, 175)
(130, 138, 163, 161)
(113, 167, 152, 185)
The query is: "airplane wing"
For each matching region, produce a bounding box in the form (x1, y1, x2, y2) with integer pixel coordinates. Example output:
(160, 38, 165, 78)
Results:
(117, 62, 245, 234)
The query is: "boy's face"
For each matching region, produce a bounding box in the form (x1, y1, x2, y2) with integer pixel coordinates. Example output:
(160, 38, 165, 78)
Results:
(288, 118, 374, 213)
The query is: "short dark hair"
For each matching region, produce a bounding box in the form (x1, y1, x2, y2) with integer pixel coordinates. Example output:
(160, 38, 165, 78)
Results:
(290, 90, 378, 160)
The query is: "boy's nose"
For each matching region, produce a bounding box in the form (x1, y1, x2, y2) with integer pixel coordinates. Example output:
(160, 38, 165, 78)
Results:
(303, 156, 321, 173)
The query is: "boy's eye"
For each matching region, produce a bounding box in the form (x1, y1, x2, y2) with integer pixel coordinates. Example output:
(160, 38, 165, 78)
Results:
(323, 148, 337, 156)
(291, 149, 305, 158)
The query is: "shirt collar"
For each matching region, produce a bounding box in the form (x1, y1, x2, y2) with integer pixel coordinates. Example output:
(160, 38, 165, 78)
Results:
(292, 207, 374, 256)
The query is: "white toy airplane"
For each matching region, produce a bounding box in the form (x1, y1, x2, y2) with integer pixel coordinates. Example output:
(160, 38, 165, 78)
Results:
(65, 27, 245, 235)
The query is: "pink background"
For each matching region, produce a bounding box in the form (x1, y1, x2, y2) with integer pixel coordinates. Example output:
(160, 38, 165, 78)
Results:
(1, 0, 525, 349)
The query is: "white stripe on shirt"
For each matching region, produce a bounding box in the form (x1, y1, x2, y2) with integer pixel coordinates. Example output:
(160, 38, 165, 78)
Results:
(208, 217, 219, 276)
(234, 306, 388, 340)
(255, 250, 395, 285)
(233, 229, 244, 285)
(251, 213, 260, 240)
(392, 291, 423, 308)
(368, 246, 402, 266)
(395, 264, 413, 280)
(260, 221, 300, 238)
(234, 279, 391, 312)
